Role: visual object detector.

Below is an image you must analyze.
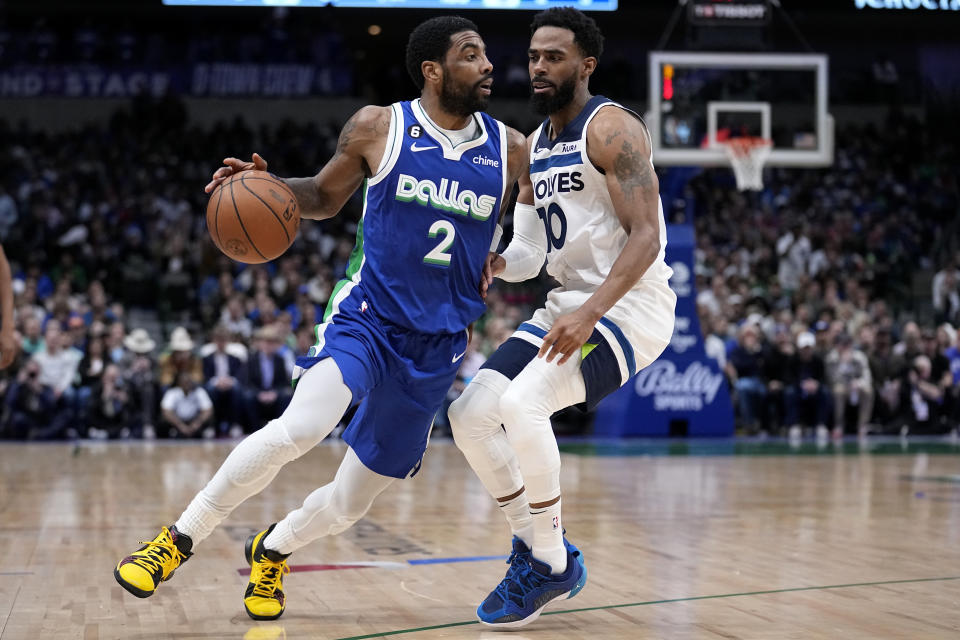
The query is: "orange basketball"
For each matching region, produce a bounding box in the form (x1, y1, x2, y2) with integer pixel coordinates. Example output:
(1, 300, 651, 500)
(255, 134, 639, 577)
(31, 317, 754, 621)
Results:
(206, 170, 300, 264)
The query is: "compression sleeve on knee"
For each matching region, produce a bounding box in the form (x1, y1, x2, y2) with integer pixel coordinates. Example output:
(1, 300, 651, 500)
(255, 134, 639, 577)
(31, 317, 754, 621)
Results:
(499, 203, 547, 283)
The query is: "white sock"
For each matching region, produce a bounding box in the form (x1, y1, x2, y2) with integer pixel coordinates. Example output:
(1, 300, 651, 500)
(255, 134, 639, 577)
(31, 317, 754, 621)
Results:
(498, 492, 533, 547)
(530, 498, 566, 574)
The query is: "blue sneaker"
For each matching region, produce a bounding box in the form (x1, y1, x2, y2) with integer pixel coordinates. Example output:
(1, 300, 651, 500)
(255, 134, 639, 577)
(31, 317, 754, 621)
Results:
(477, 544, 587, 628)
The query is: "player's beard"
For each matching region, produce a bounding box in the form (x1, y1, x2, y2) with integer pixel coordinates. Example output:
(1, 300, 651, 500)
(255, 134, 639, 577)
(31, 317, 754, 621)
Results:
(439, 73, 490, 117)
(530, 73, 577, 116)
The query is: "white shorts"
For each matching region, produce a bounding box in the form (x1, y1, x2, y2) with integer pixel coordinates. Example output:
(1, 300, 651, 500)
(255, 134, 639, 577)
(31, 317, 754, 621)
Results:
(480, 280, 676, 409)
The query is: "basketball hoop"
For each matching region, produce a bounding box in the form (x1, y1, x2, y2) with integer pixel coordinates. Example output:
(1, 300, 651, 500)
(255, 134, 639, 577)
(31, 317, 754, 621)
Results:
(720, 137, 772, 191)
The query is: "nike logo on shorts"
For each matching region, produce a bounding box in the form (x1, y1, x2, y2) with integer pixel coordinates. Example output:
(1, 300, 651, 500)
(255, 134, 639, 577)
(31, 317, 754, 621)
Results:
(452, 350, 466, 363)
(411, 143, 438, 152)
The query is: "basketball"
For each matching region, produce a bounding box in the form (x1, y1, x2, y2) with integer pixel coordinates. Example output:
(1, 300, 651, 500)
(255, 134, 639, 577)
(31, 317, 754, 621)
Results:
(206, 170, 300, 264)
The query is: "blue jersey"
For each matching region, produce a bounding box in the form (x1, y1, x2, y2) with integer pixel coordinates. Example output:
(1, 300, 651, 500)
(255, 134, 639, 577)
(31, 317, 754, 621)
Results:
(331, 99, 507, 334)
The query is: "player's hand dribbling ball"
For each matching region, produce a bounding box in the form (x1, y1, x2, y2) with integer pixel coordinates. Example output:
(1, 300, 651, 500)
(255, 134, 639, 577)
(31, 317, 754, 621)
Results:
(206, 170, 300, 264)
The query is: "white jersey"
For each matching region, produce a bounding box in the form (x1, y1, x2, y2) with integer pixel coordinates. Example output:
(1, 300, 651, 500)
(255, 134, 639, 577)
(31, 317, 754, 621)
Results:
(529, 95, 673, 292)
(524, 96, 676, 381)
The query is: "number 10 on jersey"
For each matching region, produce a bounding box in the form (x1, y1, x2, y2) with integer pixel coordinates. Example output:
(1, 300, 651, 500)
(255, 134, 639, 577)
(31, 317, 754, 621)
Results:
(537, 203, 567, 252)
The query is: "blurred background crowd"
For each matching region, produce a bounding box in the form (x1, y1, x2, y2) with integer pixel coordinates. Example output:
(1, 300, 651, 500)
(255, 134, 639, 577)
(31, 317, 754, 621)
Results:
(0, 2, 958, 441)
(1, 100, 957, 442)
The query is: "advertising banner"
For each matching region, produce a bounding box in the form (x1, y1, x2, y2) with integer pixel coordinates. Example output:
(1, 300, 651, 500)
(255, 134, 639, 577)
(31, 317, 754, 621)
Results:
(593, 224, 734, 437)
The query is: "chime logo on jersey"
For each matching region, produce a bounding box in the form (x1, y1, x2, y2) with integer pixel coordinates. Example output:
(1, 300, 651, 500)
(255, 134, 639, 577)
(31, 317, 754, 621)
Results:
(395, 173, 497, 221)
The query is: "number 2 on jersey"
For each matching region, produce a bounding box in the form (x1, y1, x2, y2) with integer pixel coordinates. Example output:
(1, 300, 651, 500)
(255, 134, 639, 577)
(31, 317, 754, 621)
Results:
(537, 203, 567, 252)
(423, 220, 455, 267)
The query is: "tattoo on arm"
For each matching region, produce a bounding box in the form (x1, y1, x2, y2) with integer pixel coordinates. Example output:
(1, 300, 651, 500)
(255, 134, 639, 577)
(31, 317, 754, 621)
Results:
(333, 113, 360, 159)
(612, 138, 655, 202)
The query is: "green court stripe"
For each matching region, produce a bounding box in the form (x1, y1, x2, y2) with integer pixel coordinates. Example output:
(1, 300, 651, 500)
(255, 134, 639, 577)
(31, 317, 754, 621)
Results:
(334, 575, 960, 640)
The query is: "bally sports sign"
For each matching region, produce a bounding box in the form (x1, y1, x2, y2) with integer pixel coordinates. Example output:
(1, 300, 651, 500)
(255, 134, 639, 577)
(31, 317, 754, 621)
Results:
(593, 225, 735, 437)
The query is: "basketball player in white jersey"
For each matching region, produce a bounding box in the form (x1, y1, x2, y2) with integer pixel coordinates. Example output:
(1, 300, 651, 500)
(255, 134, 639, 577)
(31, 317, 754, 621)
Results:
(449, 7, 676, 628)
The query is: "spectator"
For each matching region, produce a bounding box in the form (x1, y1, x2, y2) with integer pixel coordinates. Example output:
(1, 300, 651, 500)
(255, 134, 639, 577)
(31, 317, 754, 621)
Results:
(88, 364, 135, 440)
(31, 322, 80, 435)
(160, 371, 214, 439)
(786, 332, 831, 441)
(932, 258, 960, 325)
(20, 314, 45, 356)
(120, 328, 159, 439)
(3, 358, 62, 439)
(244, 324, 291, 431)
(921, 327, 954, 430)
(77, 332, 107, 430)
(202, 324, 248, 437)
(725, 324, 768, 434)
(776, 221, 811, 294)
(901, 355, 944, 435)
(763, 328, 795, 434)
(939, 323, 960, 435)
(158, 326, 203, 387)
(220, 295, 253, 339)
(826, 332, 874, 438)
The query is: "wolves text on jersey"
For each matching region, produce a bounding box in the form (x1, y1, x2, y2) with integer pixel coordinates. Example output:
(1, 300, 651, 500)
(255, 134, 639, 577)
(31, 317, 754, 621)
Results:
(534, 171, 585, 200)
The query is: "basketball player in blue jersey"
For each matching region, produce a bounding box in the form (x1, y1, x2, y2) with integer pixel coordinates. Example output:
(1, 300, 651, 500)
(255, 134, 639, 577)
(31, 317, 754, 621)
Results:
(448, 8, 677, 628)
(114, 16, 532, 622)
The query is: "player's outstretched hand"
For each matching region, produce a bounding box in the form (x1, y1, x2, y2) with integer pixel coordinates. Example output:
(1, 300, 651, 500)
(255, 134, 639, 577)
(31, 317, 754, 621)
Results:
(538, 309, 595, 365)
(479, 252, 505, 299)
(204, 153, 269, 193)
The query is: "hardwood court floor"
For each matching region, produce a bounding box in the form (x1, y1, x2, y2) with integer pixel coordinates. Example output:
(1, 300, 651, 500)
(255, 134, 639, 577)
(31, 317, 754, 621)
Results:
(2, 437, 960, 639)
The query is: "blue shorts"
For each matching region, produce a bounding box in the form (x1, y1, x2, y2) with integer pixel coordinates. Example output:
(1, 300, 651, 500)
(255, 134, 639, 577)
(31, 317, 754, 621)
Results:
(293, 282, 466, 479)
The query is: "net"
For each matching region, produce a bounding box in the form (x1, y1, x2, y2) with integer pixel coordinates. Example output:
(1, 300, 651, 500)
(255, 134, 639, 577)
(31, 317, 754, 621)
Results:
(721, 137, 772, 191)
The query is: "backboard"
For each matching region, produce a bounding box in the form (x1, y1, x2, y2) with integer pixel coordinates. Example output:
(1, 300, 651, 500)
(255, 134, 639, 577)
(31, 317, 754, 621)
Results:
(647, 51, 833, 167)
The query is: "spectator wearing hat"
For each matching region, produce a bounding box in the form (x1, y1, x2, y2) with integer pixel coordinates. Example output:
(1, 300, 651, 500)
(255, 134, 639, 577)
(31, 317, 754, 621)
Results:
(826, 332, 874, 438)
(158, 326, 202, 388)
(785, 332, 831, 441)
(244, 324, 291, 431)
(120, 328, 159, 438)
(202, 324, 248, 437)
(160, 371, 214, 439)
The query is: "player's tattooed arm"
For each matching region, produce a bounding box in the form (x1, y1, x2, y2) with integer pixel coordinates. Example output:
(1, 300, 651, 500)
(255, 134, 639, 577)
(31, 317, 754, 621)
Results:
(583, 107, 661, 314)
(539, 108, 661, 364)
(287, 105, 392, 220)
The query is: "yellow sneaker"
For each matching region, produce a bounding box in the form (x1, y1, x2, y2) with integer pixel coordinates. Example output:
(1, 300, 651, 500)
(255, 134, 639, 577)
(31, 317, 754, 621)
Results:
(243, 524, 291, 621)
(114, 526, 193, 598)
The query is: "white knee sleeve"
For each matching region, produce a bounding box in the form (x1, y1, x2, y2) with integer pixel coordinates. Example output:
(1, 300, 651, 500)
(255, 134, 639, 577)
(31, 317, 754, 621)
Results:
(264, 447, 395, 554)
(499, 355, 585, 503)
(175, 359, 352, 547)
(449, 370, 524, 499)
